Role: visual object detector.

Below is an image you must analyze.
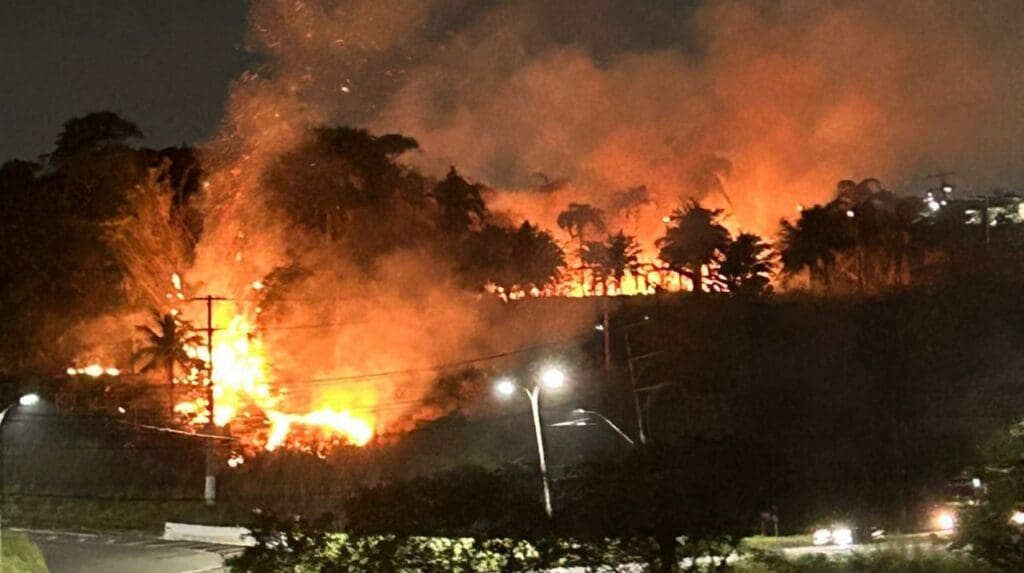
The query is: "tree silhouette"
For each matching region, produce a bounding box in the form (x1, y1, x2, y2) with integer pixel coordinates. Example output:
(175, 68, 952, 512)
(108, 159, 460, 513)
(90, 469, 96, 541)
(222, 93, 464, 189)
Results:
(460, 222, 565, 293)
(778, 204, 852, 290)
(431, 166, 486, 236)
(50, 111, 144, 167)
(557, 203, 606, 260)
(262, 126, 421, 245)
(719, 233, 776, 297)
(583, 230, 641, 294)
(656, 200, 730, 293)
(134, 311, 202, 419)
(841, 182, 919, 290)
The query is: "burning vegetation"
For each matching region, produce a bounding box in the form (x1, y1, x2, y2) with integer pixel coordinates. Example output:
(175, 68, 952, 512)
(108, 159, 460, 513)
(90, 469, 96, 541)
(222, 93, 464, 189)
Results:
(7, 0, 1024, 458)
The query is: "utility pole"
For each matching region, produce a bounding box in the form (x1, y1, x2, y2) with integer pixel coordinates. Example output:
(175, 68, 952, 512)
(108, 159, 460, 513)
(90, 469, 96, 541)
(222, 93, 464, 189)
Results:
(190, 295, 227, 506)
(602, 300, 611, 372)
(624, 319, 659, 445)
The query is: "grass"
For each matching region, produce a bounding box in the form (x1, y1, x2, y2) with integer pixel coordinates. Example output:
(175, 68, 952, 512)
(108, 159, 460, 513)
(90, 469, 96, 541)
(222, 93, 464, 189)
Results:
(1, 531, 49, 573)
(743, 532, 941, 552)
(2, 494, 269, 532)
(737, 547, 994, 573)
(743, 535, 816, 551)
(3, 497, 211, 532)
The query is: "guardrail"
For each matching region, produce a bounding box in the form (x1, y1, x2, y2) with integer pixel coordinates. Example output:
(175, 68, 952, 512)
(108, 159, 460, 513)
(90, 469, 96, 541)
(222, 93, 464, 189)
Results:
(163, 522, 255, 547)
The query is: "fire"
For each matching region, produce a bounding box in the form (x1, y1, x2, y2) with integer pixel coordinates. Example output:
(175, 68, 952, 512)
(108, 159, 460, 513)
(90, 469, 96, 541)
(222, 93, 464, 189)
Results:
(170, 276, 376, 451)
(488, 259, 690, 301)
(66, 364, 120, 377)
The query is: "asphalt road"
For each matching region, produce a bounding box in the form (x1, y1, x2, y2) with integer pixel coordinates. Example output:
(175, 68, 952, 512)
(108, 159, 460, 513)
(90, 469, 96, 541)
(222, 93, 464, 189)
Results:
(24, 529, 235, 573)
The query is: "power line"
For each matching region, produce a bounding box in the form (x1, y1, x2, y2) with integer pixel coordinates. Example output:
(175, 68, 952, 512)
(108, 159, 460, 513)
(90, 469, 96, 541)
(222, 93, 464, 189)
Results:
(72, 334, 585, 391)
(271, 337, 586, 388)
(255, 320, 368, 332)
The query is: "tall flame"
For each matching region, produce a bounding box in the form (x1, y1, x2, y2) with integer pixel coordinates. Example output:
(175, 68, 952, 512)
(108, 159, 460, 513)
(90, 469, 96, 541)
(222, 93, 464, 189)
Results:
(170, 275, 375, 451)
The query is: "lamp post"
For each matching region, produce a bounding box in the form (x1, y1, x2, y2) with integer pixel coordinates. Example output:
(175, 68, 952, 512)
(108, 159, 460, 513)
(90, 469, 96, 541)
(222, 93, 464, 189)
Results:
(570, 408, 635, 446)
(495, 367, 566, 518)
(0, 393, 40, 566)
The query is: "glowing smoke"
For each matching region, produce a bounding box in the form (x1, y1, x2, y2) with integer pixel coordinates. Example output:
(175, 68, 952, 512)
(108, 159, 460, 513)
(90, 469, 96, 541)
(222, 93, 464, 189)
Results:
(178, 0, 1024, 444)
(230, 0, 1024, 249)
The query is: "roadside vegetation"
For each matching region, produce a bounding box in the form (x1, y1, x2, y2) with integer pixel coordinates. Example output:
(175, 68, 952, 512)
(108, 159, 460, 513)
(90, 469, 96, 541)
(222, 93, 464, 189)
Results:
(1, 531, 49, 573)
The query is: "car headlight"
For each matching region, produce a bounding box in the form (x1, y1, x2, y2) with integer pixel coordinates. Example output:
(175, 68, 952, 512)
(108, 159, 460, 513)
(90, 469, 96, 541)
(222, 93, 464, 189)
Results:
(812, 528, 832, 546)
(933, 510, 956, 532)
(831, 527, 853, 547)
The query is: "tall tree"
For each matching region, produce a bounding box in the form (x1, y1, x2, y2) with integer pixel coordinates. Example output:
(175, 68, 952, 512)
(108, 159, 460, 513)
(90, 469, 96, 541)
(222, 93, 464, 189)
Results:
(778, 204, 852, 290)
(262, 126, 421, 248)
(719, 233, 776, 297)
(431, 166, 486, 236)
(459, 222, 565, 293)
(49, 111, 144, 167)
(556, 203, 606, 265)
(656, 200, 730, 293)
(583, 230, 641, 294)
(134, 311, 201, 419)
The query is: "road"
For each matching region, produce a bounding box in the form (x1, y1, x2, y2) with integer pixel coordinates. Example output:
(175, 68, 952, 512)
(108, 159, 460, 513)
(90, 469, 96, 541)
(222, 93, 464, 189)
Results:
(23, 529, 238, 573)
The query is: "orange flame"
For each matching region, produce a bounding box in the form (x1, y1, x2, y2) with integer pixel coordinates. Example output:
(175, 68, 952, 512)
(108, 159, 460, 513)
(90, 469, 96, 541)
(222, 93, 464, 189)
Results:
(171, 276, 376, 451)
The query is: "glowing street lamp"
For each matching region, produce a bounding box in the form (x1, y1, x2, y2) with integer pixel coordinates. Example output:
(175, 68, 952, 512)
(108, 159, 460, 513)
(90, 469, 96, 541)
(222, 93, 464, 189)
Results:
(494, 366, 568, 517)
(0, 393, 41, 569)
(541, 367, 565, 390)
(495, 378, 517, 397)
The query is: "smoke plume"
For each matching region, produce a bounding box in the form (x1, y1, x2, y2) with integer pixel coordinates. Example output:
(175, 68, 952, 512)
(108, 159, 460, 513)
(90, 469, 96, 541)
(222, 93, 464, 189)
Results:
(185, 0, 1024, 439)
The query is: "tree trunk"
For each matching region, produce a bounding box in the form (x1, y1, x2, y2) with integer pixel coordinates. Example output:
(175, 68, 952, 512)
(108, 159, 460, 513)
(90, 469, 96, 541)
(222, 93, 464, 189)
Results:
(167, 359, 175, 420)
(656, 534, 678, 573)
(686, 266, 702, 293)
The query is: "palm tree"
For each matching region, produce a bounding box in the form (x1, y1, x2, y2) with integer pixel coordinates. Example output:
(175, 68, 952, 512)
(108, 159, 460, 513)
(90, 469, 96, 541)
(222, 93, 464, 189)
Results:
(719, 233, 776, 297)
(778, 204, 852, 290)
(432, 166, 486, 236)
(583, 230, 641, 294)
(557, 203, 606, 257)
(135, 310, 201, 419)
(656, 200, 730, 292)
(510, 221, 566, 291)
(581, 239, 611, 294)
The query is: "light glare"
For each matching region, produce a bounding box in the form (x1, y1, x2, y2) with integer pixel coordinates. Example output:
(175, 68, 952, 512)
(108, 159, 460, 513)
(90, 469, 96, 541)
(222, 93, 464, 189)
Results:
(541, 368, 565, 390)
(831, 527, 853, 546)
(934, 510, 956, 532)
(496, 379, 516, 396)
(18, 393, 40, 407)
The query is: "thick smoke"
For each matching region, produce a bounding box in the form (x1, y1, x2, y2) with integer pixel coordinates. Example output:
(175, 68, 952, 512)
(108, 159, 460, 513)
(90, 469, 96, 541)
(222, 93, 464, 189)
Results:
(185, 0, 1024, 437)
(230, 0, 1024, 248)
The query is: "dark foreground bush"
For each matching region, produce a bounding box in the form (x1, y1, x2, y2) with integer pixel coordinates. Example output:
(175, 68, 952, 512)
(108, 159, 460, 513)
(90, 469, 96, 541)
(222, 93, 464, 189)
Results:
(226, 511, 738, 572)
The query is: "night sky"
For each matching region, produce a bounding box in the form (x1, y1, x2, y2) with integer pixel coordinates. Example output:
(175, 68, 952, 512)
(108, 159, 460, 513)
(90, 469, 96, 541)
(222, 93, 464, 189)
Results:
(0, 0, 252, 161)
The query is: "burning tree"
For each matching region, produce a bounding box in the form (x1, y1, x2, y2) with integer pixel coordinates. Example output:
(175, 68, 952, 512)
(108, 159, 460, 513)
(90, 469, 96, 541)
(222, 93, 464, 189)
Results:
(134, 310, 202, 419)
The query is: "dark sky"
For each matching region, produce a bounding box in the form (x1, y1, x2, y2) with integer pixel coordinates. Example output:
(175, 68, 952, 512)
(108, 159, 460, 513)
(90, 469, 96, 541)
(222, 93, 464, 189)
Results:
(0, 0, 252, 161)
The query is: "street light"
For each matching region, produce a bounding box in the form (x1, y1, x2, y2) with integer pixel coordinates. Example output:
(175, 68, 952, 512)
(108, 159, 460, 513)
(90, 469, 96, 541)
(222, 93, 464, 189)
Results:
(17, 394, 39, 407)
(495, 367, 567, 518)
(0, 393, 41, 569)
(571, 408, 635, 446)
(541, 367, 565, 390)
(495, 378, 517, 397)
